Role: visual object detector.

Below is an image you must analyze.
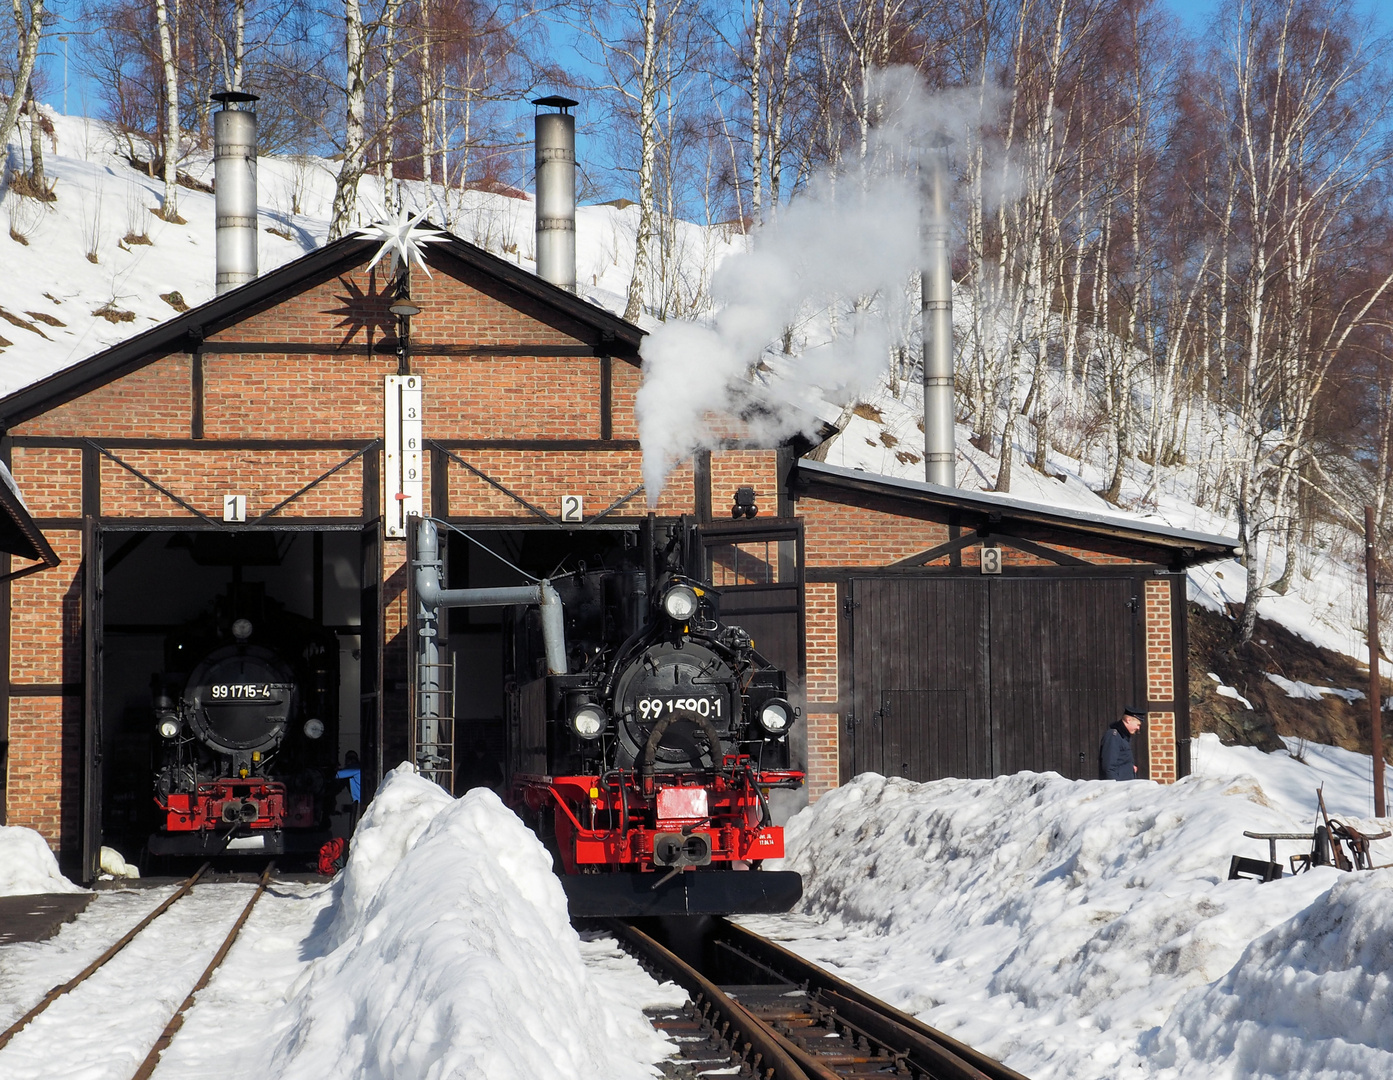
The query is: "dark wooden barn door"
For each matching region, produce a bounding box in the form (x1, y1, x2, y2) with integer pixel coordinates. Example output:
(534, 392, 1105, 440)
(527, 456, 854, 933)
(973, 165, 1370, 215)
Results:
(847, 574, 1139, 782)
(847, 578, 989, 781)
(989, 578, 1139, 780)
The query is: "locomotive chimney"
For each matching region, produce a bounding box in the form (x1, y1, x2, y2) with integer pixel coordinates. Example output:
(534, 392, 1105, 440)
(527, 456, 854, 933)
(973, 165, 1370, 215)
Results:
(212, 90, 259, 295)
(922, 141, 955, 488)
(533, 95, 578, 292)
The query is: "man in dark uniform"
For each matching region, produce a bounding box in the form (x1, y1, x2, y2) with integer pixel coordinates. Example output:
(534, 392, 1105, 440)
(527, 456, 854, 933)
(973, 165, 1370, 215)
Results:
(1099, 708, 1144, 780)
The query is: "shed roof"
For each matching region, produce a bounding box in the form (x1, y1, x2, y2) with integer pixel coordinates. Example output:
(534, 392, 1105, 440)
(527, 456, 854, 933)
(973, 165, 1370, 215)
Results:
(0, 227, 646, 430)
(793, 459, 1238, 568)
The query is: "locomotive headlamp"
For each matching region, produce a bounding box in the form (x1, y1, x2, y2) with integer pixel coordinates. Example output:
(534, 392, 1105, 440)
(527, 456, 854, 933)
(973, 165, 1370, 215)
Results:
(662, 584, 699, 621)
(232, 618, 253, 642)
(158, 717, 181, 740)
(304, 718, 325, 739)
(571, 704, 607, 739)
(758, 699, 792, 735)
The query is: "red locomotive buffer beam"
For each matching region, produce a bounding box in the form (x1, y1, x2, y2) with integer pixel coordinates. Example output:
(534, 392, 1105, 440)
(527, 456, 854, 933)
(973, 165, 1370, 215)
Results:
(152, 778, 313, 856)
(517, 758, 805, 917)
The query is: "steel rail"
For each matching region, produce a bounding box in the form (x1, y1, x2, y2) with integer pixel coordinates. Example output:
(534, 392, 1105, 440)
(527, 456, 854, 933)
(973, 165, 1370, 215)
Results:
(719, 920, 1028, 1080)
(0, 863, 211, 1051)
(607, 916, 1029, 1080)
(129, 863, 276, 1080)
(606, 918, 814, 1080)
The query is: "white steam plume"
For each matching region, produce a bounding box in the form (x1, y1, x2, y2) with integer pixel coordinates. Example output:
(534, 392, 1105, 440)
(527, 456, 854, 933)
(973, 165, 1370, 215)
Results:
(636, 68, 999, 502)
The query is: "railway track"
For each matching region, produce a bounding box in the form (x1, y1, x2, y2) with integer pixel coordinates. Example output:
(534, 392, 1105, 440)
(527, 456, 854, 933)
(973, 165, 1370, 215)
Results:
(0, 862, 275, 1079)
(607, 917, 1030, 1080)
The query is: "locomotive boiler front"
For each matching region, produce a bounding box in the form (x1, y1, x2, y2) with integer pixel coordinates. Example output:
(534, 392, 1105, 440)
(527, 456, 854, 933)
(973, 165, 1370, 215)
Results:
(182, 646, 297, 763)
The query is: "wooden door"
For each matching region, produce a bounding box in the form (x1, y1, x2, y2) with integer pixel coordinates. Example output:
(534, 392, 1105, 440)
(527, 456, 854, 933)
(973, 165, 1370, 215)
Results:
(847, 577, 988, 780)
(847, 574, 1140, 783)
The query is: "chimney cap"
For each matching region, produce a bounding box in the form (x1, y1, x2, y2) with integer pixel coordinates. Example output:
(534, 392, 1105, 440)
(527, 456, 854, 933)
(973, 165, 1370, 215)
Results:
(211, 90, 259, 108)
(532, 95, 579, 113)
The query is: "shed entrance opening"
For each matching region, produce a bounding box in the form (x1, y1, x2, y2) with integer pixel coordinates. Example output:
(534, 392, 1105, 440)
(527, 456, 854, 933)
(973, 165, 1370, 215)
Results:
(93, 527, 366, 872)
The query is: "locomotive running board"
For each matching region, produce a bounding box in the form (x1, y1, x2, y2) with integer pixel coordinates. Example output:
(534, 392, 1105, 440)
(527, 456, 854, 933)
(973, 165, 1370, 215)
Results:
(562, 870, 803, 917)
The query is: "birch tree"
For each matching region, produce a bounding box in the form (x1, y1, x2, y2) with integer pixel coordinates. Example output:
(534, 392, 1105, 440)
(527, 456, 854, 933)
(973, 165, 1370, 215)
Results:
(329, 0, 369, 238)
(1, 0, 44, 186)
(154, 0, 182, 219)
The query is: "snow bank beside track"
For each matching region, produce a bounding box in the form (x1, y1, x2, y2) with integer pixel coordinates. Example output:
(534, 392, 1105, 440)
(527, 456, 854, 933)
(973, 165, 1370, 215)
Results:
(0, 826, 82, 896)
(270, 766, 669, 1080)
(757, 769, 1393, 1079)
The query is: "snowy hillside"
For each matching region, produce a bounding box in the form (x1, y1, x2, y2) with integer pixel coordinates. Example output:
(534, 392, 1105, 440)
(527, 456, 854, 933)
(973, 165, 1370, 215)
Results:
(0, 111, 1383, 696)
(0, 108, 737, 400)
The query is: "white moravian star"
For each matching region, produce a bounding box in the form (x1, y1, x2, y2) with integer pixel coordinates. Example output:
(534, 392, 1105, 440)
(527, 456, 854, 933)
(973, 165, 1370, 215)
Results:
(357, 209, 447, 279)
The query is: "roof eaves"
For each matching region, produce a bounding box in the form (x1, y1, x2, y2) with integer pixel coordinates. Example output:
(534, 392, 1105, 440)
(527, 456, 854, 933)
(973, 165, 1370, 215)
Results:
(795, 459, 1239, 559)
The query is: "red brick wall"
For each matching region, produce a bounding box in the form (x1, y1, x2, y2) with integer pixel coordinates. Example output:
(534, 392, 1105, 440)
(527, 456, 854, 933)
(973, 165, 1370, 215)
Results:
(443, 449, 694, 518)
(5, 529, 83, 850)
(1145, 578, 1178, 783)
(610, 363, 641, 441)
(10, 356, 192, 438)
(804, 582, 840, 801)
(417, 355, 602, 441)
(10, 447, 82, 516)
(203, 353, 395, 440)
(710, 450, 779, 516)
(97, 449, 364, 518)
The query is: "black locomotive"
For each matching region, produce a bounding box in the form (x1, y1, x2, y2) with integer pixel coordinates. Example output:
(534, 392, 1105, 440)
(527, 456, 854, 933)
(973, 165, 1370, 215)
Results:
(499, 520, 805, 916)
(149, 599, 338, 857)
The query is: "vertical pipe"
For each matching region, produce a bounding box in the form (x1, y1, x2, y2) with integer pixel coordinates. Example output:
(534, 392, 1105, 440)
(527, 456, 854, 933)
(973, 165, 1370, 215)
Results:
(922, 144, 955, 488)
(212, 91, 259, 295)
(1367, 505, 1385, 816)
(416, 518, 442, 771)
(533, 95, 578, 291)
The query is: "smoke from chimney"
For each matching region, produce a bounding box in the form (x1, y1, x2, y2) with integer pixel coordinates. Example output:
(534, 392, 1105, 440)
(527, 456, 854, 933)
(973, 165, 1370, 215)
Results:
(533, 95, 578, 292)
(212, 91, 259, 295)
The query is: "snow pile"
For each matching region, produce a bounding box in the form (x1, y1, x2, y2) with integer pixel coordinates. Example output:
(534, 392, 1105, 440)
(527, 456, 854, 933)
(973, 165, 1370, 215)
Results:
(326, 763, 454, 948)
(1207, 672, 1253, 709)
(760, 770, 1378, 1078)
(99, 845, 141, 879)
(1191, 732, 1393, 825)
(0, 825, 83, 895)
(1154, 870, 1393, 1078)
(270, 766, 668, 1080)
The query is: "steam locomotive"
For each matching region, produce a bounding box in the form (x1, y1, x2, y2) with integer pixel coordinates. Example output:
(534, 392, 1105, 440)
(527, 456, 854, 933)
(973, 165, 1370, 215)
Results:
(148, 604, 338, 857)
(497, 520, 805, 916)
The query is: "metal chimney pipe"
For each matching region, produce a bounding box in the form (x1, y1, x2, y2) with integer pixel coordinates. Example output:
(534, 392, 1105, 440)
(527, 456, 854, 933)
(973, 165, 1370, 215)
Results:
(212, 90, 259, 295)
(533, 95, 578, 291)
(922, 143, 955, 488)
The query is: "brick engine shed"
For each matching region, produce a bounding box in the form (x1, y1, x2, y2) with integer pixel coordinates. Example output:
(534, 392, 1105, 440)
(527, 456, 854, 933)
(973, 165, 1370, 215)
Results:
(0, 228, 1235, 879)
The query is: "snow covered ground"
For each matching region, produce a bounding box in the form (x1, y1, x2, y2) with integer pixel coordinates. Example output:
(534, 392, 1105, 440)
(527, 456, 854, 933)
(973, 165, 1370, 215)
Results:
(747, 732, 1393, 1080)
(3, 746, 1392, 1079)
(0, 766, 680, 1080)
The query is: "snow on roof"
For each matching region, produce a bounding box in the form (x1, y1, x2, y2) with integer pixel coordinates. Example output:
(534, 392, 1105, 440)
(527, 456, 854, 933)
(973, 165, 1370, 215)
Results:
(796, 458, 1240, 559)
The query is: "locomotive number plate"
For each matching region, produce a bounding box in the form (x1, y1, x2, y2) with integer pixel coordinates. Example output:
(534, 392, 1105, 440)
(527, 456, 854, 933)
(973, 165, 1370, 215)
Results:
(638, 695, 724, 721)
(210, 684, 273, 700)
